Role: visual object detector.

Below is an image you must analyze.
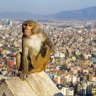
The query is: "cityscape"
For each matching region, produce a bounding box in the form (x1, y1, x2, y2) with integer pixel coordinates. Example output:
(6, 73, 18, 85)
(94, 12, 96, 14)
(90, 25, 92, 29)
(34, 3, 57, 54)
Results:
(0, 19, 96, 95)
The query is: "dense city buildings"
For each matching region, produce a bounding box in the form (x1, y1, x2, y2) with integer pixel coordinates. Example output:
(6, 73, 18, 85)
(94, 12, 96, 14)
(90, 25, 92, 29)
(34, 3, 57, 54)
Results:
(0, 19, 96, 95)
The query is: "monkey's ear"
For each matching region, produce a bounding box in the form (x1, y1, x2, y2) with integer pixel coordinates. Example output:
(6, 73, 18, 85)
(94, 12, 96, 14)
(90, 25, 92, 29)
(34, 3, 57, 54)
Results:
(34, 22, 40, 29)
(33, 22, 38, 28)
(33, 23, 41, 34)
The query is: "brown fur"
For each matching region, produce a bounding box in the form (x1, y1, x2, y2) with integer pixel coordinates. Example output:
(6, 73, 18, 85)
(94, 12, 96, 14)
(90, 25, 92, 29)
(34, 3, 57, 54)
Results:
(16, 20, 53, 80)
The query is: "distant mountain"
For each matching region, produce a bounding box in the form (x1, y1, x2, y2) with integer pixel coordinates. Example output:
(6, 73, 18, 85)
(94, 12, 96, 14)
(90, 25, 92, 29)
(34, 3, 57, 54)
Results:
(0, 6, 96, 20)
(52, 6, 96, 20)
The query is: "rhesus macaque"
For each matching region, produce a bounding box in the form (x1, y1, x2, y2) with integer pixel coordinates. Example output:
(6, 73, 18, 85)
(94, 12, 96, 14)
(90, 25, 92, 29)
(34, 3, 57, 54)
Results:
(16, 20, 53, 79)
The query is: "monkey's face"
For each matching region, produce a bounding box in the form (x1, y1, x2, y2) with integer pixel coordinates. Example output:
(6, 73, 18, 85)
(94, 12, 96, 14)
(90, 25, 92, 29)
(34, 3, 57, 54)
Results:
(22, 23, 34, 36)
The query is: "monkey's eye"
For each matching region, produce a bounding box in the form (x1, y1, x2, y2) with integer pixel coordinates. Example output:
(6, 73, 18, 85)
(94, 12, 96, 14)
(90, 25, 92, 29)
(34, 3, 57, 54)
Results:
(23, 24, 27, 28)
(23, 24, 32, 28)
(28, 24, 32, 27)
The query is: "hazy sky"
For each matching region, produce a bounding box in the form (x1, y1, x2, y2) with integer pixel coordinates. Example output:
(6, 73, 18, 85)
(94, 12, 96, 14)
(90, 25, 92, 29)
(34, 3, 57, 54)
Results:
(0, 0, 96, 15)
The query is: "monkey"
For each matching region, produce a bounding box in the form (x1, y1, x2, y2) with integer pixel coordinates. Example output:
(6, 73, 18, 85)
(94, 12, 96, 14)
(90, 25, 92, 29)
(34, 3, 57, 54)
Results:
(16, 20, 53, 80)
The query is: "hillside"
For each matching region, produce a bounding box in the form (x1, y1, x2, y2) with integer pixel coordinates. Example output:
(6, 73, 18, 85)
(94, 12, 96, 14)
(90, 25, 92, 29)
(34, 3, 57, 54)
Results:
(0, 6, 96, 20)
(53, 6, 96, 20)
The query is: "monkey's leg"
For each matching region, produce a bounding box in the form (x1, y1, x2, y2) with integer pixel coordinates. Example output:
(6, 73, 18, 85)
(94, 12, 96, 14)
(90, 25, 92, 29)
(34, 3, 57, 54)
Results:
(30, 47, 51, 73)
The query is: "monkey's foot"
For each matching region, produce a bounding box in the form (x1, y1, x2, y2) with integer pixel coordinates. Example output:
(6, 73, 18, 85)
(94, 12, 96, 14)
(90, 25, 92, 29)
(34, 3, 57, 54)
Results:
(19, 73, 28, 80)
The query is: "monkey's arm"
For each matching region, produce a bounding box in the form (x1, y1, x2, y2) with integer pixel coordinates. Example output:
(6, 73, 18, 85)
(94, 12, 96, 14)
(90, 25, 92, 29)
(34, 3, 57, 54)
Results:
(22, 46, 29, 74)
(44, 37, 53, 49)
(44, 36, 55, 54)
(41, 32, 54, 49)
